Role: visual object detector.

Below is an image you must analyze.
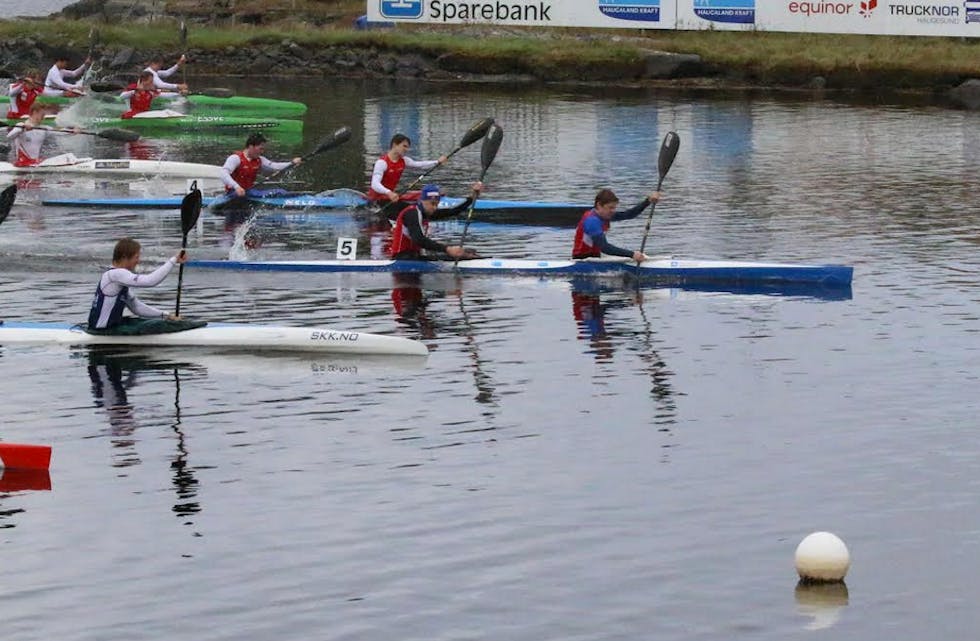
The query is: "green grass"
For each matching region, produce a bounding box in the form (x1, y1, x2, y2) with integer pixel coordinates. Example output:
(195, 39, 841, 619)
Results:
(3, 16, 980, 87)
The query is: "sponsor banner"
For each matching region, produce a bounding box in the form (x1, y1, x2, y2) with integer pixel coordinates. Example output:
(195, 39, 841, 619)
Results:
(756, 0, 980, 36)
(369, 0, 980, 36)
(678, 0, 758, 29)
(367, 0, 677, 28)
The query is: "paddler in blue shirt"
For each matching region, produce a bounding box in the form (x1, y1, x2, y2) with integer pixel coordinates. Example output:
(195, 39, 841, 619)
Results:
(388, 183, 482, 260)
(572, 188, 662, 263)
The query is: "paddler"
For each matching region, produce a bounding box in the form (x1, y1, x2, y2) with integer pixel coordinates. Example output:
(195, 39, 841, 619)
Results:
(367, 133, 448, 203)
(144, 55, 188, 93)
(119, 71, 178, 119)
(572, 188, 662, 263)
(220, 132, 302, 197)
(88, 238, 188, 332)
(43, 54, 91, 96)
(388, 183, 483, 260)
(7, 70, 44, 119)
(5, 103, 77, 167)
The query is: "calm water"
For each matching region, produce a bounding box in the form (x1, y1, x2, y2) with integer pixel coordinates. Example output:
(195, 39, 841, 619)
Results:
(2, 78, 980, 640)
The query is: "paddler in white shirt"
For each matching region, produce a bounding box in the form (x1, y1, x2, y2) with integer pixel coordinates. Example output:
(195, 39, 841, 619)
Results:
(144, 55, 188, 93)
(43, 54, 91, 96)
(220, 132, 302, 197)
(366, 133, 448, 203)
(5, 103, 77, 167)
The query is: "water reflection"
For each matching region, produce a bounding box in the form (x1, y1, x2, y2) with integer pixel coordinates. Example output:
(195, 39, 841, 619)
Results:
(0, 467, 52, 529)
(795, 580, 849, 631)
(85, 348, 204, 520)
(571, 279, 678, 429)
(391, 273, 498, 406)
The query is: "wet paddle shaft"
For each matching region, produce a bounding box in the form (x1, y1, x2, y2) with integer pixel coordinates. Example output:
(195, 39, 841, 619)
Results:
(637, 131, 680, 257)
(174, 189, 202, 316)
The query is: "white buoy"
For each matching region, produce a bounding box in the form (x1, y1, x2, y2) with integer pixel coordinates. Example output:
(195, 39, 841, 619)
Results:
(795, 531, 850, 582)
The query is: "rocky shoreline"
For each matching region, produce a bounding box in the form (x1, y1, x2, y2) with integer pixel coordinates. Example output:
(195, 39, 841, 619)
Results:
(3, 18, 980, 109)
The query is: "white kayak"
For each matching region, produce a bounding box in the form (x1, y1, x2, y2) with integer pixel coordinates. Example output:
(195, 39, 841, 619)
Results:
(0, 321, 428, 357)
(0, 153, 224, 179)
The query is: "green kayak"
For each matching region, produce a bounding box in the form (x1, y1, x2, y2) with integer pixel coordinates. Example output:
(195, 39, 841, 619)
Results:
(5, 113, 302, 134)
(37, 93, 307, 119)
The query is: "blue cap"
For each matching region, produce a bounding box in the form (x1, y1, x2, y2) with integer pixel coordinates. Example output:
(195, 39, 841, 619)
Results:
(420, 184, 442, 200)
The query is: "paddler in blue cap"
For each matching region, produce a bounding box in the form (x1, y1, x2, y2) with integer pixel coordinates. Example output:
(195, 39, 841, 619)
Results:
(388, 182, 483, 260)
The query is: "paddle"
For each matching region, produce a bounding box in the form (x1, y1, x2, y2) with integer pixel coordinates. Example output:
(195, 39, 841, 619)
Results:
(0, 184, 17, 227)
(454, 123, 504, 267)
(179, 21, 188, 86)
(209, 125, 352, 211)
(636, 131, 681, 258)
(7, 122, 140, 142)
(88, 80, 233, 98)
(174, 188, 202, 317)
(378, 117, 494, 214)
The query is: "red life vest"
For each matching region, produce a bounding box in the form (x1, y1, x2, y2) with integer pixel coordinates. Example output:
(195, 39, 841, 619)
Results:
(572, 209, 608, 258)
(7, 83, 42, 118)
(388, 204, 428, 256)
(366, 154, 405, 200)
(14, 146, 41, 167)
(228, 150, 262, 191)
(121, 86, 158, 119)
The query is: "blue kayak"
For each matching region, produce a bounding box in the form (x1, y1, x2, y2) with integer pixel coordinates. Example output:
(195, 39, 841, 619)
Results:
(41, 189, 589, 225)
(186, 257, 854, 288)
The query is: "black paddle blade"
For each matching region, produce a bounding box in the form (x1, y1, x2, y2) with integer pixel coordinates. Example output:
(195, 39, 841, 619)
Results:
(314, 126, 352, 155)
(199, 87, 234, 98)
(0, 184, 16, 226)
(458, 117, 495, 150)
(180, 189, 203, 237)
(89, 80, 125, 93)
(480, 123, 504, 174)
(97, 128, 141, 142)
(657, 131, 680, 181)
(180, 21, 188, 46)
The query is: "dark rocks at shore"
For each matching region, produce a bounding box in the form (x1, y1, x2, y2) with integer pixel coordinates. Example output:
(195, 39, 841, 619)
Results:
(0, 37, 716, 86)
(948, 79, 980, 110)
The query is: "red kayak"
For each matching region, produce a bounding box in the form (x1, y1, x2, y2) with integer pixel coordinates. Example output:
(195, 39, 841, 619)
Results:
(0, 443, 52, 471)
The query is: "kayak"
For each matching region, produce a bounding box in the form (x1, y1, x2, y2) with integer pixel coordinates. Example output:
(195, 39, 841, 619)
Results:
(0, 153, 224, 179)
(41, 190, 589, 224)
(0, 321, 428, 356)
(6, 112, 303, 134)
(0, 443, 52, 471)
(186, 257, 854, 286)
(38, 93, 307, 119)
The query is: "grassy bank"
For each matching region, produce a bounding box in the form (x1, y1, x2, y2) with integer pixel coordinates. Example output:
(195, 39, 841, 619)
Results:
(3, 14, 980, 89)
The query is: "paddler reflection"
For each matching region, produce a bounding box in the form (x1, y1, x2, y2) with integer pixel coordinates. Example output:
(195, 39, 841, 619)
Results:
(85, 348, 202, 518)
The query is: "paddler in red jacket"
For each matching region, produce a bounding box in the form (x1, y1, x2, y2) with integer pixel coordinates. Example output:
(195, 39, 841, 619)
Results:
(388, 183, 483, 260)
(119, 71, 169, 119)
(7, 70, 44, 119)
(572, 188, 662, 263)
(367, 133, 448, 203)
(220, 132, 302, 197)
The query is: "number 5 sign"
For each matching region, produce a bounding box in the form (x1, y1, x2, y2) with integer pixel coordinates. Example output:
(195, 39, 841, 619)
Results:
(336, 237, 358, 260)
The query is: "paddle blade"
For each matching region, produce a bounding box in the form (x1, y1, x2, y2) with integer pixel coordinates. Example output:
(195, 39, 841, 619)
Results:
(313, 126, 352, 156)
(480, 123, 504, 174)
(180, 21, 188, 46)
(0, 184, 16, 226)
(97, 127, 141, 142)
(89, 80, 125, 93)
(180, 189, 203, 237)
(657, 131, 680, 182)
(198, 87, 235, 98)
(458, 117, 495, 150)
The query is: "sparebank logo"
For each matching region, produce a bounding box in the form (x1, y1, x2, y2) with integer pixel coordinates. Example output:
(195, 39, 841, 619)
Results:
(693, 0, 756, 24)
(380, 0, 423, 19)
(599, 0, 661, 22)
(859, 0, 876, 17)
